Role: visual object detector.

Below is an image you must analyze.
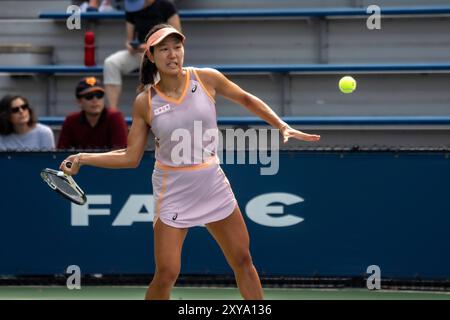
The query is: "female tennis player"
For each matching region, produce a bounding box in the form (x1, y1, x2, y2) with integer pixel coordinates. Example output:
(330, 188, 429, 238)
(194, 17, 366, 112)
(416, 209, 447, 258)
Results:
(60, 24, 320, 300)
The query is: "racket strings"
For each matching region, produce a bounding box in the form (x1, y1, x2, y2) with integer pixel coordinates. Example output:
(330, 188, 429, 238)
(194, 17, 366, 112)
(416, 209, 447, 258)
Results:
(50, 175, 79, 196)
(42, 171, 85, 204)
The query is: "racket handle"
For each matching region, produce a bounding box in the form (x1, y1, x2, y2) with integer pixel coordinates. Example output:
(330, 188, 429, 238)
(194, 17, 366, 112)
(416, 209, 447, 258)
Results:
(66, 161, 72, 169)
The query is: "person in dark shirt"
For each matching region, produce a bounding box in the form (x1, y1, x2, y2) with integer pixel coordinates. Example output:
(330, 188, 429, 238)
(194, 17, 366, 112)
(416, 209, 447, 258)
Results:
(57, 77, 128, 150)
(103, 0, 182, 110)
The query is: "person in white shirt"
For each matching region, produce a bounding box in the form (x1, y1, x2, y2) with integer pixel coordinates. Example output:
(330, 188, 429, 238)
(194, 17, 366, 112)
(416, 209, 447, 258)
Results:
(0, 94, 55, 151)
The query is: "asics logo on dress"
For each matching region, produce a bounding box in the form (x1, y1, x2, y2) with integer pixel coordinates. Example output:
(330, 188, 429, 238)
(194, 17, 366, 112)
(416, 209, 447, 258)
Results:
(191, 84, 197, 93)
(154, 104, 171, 116)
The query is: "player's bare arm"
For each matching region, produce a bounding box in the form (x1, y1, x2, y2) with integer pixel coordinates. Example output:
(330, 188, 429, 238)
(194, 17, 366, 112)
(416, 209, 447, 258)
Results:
(197, 68, 320, 143)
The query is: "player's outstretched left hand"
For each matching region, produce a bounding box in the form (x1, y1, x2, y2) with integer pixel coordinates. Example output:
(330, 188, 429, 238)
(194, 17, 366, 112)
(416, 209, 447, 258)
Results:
(281, 125, 321, 143)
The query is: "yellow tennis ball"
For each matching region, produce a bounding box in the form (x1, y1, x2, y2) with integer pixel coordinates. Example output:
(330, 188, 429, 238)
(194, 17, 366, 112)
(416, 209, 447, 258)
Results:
(339, 76, 357, 94)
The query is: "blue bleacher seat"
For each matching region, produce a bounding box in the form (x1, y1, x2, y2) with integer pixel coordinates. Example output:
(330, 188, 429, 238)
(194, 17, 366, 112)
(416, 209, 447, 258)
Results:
(2, 63, 450, 74)
(40, 116, 450, 127)
(39, 6, 450, 20)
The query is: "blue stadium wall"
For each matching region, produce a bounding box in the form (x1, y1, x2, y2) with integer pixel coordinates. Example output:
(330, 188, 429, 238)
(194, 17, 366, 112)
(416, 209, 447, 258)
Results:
(1, 151, 449, 279)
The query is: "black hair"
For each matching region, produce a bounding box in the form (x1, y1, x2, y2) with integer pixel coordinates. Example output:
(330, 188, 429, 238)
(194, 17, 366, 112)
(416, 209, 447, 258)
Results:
(0, 94, 37, 135)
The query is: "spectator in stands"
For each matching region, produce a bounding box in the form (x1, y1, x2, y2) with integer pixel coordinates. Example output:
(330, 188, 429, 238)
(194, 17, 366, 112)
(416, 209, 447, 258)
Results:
(72, 0, 116, 12)
(0, 94, 55, 151)
(57, 77, 128, 150)
(103, 0, 182, 110)
(60, 24, 321, 300)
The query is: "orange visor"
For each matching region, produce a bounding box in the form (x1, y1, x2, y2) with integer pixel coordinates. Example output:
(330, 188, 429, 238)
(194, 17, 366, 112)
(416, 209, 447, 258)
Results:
(146, 27, 185, 49)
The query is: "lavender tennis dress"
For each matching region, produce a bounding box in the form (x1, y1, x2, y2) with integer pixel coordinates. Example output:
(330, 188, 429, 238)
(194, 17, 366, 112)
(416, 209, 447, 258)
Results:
(149, 67, 237, 228)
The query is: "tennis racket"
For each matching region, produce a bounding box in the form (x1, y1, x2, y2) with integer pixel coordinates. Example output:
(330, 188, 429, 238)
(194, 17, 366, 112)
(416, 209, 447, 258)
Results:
(40, 162, 87, 205)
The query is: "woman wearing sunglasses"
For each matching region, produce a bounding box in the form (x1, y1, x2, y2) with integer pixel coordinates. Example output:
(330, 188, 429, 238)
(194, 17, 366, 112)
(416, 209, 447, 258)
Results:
(57, 77, 128, 150)
(0, 94, 55, 151)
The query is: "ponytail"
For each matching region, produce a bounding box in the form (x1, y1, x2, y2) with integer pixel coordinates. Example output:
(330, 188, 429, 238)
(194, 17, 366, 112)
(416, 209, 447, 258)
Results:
(137, 50, 157, 93)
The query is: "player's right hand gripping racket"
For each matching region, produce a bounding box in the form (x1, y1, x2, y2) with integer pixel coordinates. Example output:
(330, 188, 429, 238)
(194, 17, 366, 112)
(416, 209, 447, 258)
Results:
(40, 162, 87, 205)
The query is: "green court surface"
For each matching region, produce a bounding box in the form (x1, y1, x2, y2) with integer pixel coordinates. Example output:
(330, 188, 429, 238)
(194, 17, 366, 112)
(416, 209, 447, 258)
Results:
(0, 286, 449, 300)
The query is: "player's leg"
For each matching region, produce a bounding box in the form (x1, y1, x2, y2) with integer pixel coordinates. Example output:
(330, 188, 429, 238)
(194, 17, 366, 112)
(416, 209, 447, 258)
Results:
(206, 205, 263, 300)
(145, 220, 188, 300)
